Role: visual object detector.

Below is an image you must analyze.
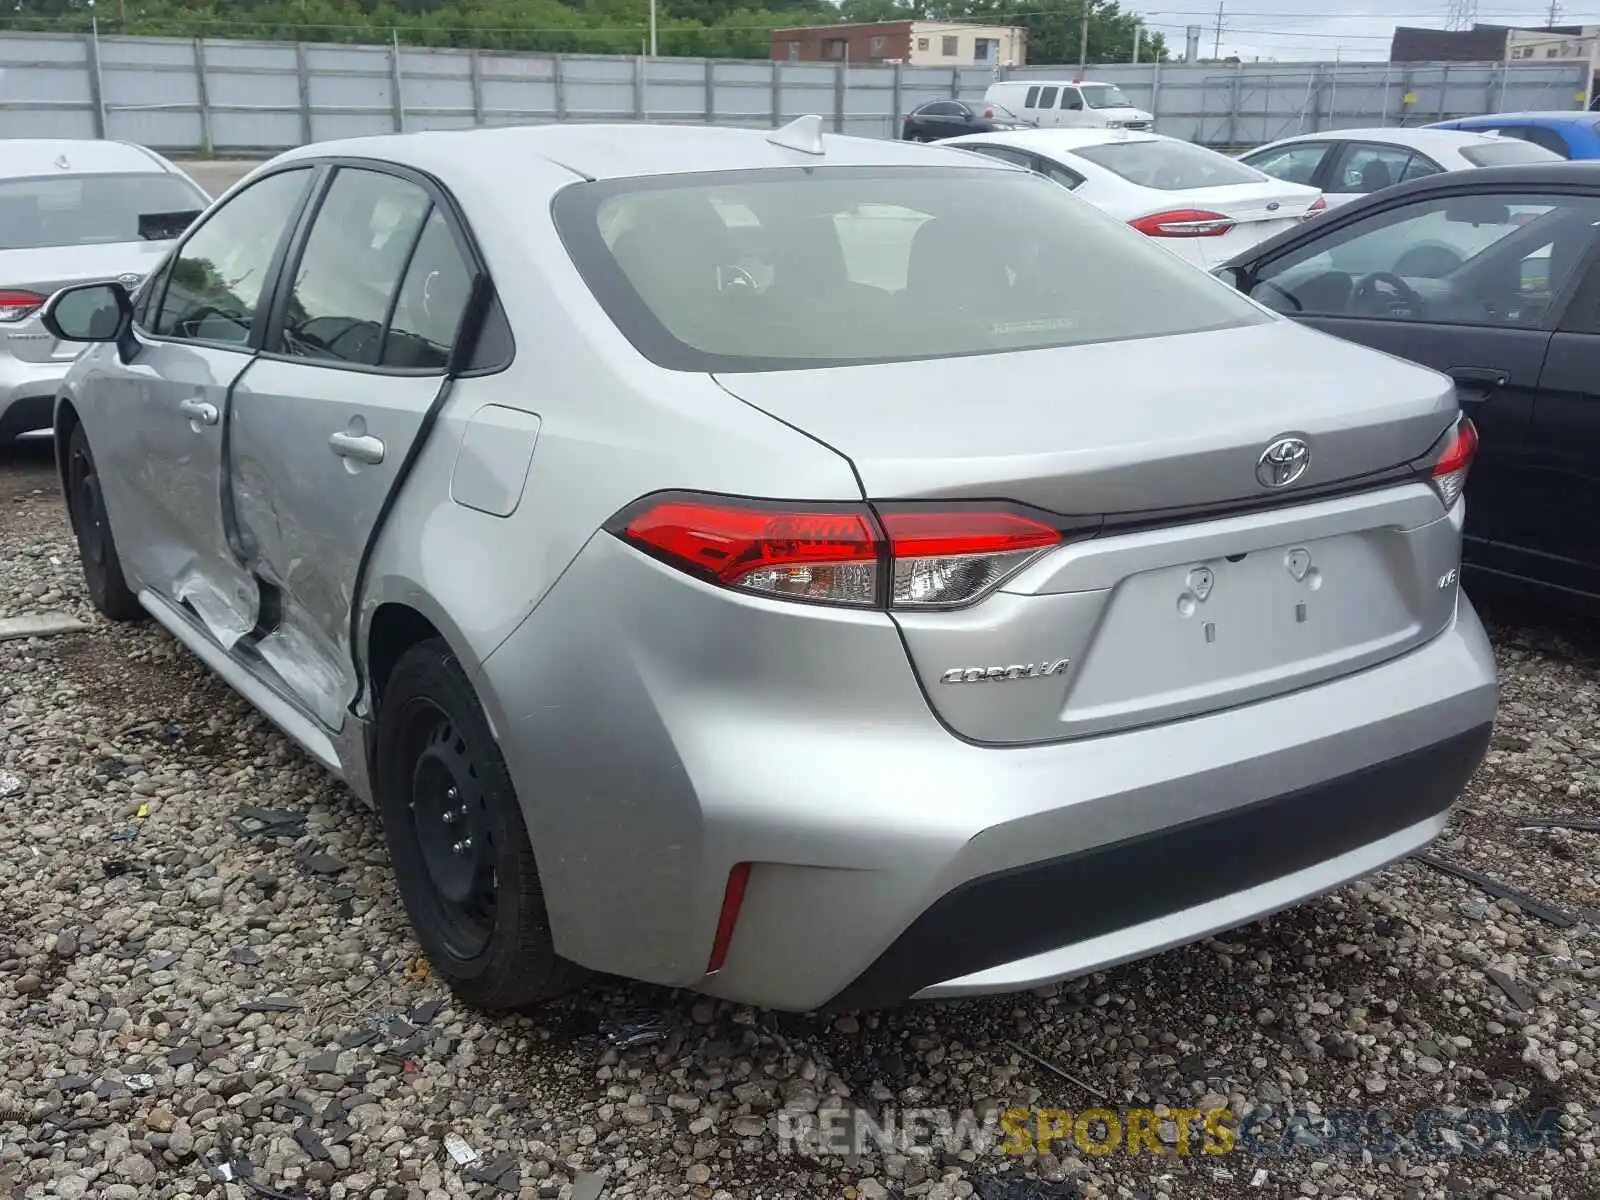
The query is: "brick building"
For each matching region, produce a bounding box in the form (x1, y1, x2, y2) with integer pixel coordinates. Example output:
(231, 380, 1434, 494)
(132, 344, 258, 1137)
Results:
(770, 20, 1026, 68)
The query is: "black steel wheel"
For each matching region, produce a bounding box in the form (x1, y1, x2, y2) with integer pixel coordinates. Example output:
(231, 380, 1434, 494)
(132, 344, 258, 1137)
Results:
(374, 638, 584, 1009)
(64, 423, 142, 622)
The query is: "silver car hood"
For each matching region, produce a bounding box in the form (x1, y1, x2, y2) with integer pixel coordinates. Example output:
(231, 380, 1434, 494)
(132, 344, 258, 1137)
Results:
(0, 239, 173, 295)
(714, 318, 1456, 514)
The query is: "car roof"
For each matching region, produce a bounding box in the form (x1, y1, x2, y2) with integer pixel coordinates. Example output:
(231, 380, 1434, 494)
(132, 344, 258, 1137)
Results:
(947, 127, 1161, 153)
(270, 121, 1013, 183)
(1434, 111, 1594, 126)
(993, 79, 1121, 87)
(1252, 127, 1511, 152)
(0, 138, 173, 177)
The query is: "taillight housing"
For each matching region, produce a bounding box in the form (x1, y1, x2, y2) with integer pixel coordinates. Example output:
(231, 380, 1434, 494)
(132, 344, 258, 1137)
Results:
(1305, 197, 1327, 218)
(609, 493, 1077, 610)
(1429, 416, 1478, 509)
(0, 289, 46, 323)
(1129, 209, 1235, 238)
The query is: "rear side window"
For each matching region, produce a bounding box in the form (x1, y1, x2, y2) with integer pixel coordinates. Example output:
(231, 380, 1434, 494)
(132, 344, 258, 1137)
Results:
(383, 209, 474, 369)
(1071, 139, 1265, 190)
(552, 166, 1269, 372)
(1459, 137, 1565, 166)
(1039, 86, 1058, 108)
(150, 168, 312, 346)
(278, 167, 432, 366)
(1024, 86, 1039, 107)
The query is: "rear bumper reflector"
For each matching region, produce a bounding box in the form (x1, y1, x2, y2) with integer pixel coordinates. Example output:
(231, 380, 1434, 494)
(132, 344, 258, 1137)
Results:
(706, 862, 751, 975)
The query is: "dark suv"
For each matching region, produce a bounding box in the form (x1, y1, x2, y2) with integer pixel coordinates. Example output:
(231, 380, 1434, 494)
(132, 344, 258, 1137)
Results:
(901, 100, 1030, 143)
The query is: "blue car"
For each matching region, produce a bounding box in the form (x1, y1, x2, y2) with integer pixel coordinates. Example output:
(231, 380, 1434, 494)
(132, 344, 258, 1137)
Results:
(1427, 111, 1600, 160)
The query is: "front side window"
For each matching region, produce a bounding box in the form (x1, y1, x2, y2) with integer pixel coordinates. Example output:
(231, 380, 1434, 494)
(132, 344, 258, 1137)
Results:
(1072, 138, 1265, 190)
(0, 172, 207, 251)
(1079, 84, 1132, 109)
(1241, 141, 1332, 185)
(278, 167, 432, 366)
(1244, 191, 1600, 329)
(149, 168, 312, 346)
(555, 166, 1270, 372)
(1061, 88, 1083, 110)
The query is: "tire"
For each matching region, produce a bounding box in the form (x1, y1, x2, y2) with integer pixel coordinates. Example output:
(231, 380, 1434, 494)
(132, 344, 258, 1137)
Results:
(374, 638, 585, 1010)
(64, 423, 143, 622)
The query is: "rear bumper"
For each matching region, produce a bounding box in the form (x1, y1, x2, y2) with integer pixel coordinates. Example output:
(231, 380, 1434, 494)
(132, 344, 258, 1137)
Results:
(479, 536, 1498, 1012)
(832, 722, 1486, 1008)
(0, 345, 72, 439)
(0, 391, 56, 440)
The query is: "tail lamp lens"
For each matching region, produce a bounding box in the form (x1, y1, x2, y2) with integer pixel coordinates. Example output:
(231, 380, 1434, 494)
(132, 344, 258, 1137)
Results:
(621, 500, 879, 606)
(614, 496, 1065, 610)
(880, 509, 1060, 608)
(1430, 416, 1478, 509)
(1306, 196, 1328, 217)
(0, 289, 46, 323)
(1129, 209, 1235, 238)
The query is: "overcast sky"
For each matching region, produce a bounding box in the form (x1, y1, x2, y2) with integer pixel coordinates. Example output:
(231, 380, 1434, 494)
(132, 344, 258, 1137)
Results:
(1129, 0, 1594, 61)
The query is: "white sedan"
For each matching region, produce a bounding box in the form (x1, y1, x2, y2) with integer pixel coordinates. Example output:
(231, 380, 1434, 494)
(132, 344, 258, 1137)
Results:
(1238, 127, 1563, 210)
(943, 127, 1324, 269)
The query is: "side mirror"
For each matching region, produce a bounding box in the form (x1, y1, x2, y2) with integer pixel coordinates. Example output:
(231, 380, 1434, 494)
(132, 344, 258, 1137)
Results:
(42, 282, 131, 344)
(1210, 263, 1247, 290)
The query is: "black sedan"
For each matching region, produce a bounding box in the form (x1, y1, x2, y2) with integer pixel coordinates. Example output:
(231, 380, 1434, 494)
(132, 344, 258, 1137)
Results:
(901, 99, 1030, 143)
(1216, 161, 1600, 614)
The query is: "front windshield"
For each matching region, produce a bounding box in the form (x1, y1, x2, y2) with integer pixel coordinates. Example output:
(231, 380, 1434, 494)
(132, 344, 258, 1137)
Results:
(1081, 84, 1133, 110)
(554, 165, 1268, 372)
(0, 172, 206, 250)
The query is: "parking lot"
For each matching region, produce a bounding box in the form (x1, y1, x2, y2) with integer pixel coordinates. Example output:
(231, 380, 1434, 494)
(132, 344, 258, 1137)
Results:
(1, 434, 1597, 1199)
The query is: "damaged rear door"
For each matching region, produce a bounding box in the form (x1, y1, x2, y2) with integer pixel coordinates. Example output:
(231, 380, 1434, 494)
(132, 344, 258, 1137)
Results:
(225, 165, 476, 728)
(96, 166, 317, 645)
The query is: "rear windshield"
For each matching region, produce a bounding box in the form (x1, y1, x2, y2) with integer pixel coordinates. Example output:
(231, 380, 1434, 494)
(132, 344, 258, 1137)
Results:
(552, 166, 1268, 372)
(1070, 139, 1265, 190)
(1458, 139, 1564, 167)
(0, 172, 206, 250)
(1080, 84, 1132, 110)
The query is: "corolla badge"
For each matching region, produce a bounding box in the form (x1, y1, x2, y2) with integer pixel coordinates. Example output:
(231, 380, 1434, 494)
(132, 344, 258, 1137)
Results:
(1256, 436, 1311, 489)
(940, 659, 1070, 684)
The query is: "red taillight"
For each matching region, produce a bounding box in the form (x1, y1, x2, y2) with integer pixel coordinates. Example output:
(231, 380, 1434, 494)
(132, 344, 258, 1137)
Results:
(0, 289, 46, 323)
(1430, 417, 1478, 509)
(1306, 196, 1327, 217)
(622, 499, 880, 605)
(1128, 209, 1236, 238)
(982, 107, 994, 118)
(706, 862, 751, 975)
(612, 495, 1068, 610)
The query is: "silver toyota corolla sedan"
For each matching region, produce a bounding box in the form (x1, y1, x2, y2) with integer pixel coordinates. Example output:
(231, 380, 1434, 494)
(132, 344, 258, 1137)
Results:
(41, 118, 1497, 1013)
(0, 139, 208, 442)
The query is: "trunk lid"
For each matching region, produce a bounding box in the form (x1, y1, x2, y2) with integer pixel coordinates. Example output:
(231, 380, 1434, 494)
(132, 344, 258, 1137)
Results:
(716, 317, 1464, 744)
(713, 318, 1453, 516)
(0, 240, 172, 364)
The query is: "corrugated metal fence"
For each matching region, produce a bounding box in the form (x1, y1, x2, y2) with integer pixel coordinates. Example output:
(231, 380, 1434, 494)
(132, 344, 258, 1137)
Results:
(0, 29, 1588, 154)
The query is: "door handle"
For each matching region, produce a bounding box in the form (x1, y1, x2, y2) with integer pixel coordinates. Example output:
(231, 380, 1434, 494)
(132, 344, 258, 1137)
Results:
(1448, 366, 1509, 403)
(177, 398, 218, 426)
(329, 431, 385, 465)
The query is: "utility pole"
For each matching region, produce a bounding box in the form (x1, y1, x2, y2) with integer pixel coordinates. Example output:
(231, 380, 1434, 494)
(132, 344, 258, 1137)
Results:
(1078, 0, 1091, 72)
(1131, 21, 1142, 63)
(1546, 0, 1561, 26)
(649, 0, 657, 58)
(1212, 0, 1224, 59)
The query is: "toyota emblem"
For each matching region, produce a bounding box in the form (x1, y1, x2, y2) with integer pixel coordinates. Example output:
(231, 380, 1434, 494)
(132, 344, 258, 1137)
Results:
(1266, 200, 1280, 211)
(1256, 436, 1310, 489)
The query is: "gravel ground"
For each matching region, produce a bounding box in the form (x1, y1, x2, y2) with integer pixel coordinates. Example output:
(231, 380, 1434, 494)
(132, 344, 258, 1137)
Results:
(1, 440, 1597, 1200)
